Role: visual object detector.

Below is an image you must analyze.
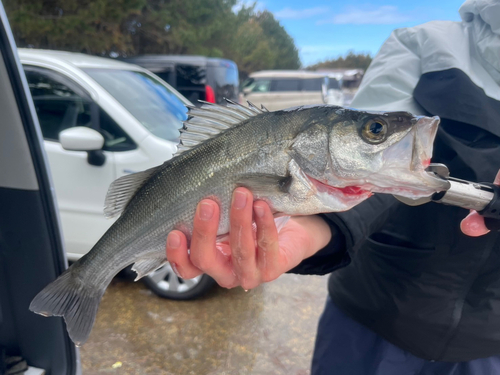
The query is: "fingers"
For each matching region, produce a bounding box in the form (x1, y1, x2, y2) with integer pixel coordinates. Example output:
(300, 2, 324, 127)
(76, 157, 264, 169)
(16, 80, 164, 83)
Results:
(230, 188, 259, 289)
(166, 230, 201, 279)
(166, 199, 236, 288)
(254, 201, 280, 282)
(190, 199, 236, 288)
(460, 210, 490, 237)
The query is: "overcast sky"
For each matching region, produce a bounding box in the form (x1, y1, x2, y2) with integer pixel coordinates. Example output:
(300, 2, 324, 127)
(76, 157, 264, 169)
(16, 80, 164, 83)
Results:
(235, 0, 464, 67)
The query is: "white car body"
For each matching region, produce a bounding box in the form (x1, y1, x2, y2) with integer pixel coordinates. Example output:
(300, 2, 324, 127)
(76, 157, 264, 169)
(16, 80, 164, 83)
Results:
(19, 49, 190, 261)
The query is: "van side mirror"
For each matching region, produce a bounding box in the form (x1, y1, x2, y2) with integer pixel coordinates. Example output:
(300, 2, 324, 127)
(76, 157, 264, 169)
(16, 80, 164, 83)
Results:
(59, 127, 106, 167)
(60, 127, 104, 151)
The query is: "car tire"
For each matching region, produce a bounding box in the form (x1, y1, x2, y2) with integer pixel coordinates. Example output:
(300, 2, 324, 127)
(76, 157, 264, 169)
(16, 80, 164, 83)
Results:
(142, 262, 216, 300)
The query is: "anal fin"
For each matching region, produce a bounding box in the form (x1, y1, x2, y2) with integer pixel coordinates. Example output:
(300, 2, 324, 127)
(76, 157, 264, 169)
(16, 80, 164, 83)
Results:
(132, 257, 167, 281)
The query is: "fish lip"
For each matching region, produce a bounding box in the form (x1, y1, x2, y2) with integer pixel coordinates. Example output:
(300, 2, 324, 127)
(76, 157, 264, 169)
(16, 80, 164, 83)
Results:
(411, 115, 440, 171)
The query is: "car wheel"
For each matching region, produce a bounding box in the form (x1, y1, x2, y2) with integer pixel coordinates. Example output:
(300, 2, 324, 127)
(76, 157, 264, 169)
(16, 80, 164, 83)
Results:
(142, 263, 216, 300)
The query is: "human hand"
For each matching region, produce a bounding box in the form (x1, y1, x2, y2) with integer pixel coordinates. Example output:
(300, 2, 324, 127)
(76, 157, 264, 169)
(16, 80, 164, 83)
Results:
(165, 187, 332, 290)
(460, 170, 500, 237)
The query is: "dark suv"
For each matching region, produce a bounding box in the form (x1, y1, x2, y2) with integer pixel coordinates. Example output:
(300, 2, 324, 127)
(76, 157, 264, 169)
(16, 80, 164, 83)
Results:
(122, 55, 239, 106)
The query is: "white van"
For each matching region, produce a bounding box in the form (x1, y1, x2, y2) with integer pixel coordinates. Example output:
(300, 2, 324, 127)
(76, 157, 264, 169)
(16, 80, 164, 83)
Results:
(19, 48, 214, 299)
(241, 70, 343, 111)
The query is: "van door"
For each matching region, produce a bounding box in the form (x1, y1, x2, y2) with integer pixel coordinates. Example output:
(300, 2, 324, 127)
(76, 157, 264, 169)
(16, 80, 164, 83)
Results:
(269, 78, 302, 110)
(301, 77, 327, 106)
(0, 1, 79, 372)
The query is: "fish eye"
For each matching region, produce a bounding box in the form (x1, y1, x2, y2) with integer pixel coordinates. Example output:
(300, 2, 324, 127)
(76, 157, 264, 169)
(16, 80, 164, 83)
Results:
(362, 119, 387, 143)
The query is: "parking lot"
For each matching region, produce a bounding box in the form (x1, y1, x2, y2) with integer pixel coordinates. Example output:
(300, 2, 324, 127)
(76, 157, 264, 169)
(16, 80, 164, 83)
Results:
(80, 273, 329, 375)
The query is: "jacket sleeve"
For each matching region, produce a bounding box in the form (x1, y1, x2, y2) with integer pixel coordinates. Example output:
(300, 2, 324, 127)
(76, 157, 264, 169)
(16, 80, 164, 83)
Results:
(288, 194, 400, 275)
(350, 27, 424, 114)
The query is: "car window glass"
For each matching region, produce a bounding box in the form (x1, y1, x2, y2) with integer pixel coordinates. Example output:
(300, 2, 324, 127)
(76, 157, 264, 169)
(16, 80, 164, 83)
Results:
(328, 79, 341, 90)
(99, 110, 136, 151)
(25, 68, 93, 141)
(271, 79, 300, 92)
(85, 68, 187, 142)
(252, 79, 270, 92)
(302, 78, 324, 91)
(24, 66, 136, 151)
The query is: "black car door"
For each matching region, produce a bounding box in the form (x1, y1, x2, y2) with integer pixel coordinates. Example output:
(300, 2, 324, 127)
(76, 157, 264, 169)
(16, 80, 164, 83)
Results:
(0, 2, 79, 374)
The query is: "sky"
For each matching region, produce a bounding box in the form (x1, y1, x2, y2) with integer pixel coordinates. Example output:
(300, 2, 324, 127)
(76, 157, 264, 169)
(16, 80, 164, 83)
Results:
(234, 0, 464, 67)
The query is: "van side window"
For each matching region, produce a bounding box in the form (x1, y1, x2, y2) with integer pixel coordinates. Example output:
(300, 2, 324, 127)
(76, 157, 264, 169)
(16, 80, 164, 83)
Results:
(24, 66, 136, 151)
(271, 79, 300, 92)
(252, 79, 271, 92)
(302, 78, 324, 91)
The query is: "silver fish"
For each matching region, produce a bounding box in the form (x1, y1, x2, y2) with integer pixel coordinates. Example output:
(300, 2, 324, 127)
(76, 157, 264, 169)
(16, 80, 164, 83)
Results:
(29, 101, 448, 345)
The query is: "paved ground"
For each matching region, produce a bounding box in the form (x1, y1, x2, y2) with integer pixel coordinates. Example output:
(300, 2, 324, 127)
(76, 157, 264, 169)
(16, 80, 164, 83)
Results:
(80, 273, 329, 375)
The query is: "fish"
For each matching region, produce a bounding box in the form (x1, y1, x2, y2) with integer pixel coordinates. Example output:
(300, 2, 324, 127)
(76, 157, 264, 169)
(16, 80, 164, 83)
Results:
(29, 101, 449, 346)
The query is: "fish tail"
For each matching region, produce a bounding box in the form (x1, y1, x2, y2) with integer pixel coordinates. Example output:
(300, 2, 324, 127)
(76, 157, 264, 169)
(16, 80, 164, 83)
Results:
(29, 266, 105, 346)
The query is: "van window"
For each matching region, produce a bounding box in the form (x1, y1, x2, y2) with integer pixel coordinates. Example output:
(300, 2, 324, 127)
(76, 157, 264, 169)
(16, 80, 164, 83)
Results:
(85, 69, 187, 142)
(271, 79, 300, 92)
(24, 66, 136, 151)
(252, 79, 271, 92)
(302, 78, 324, 91)
(328, 79, 341, 90)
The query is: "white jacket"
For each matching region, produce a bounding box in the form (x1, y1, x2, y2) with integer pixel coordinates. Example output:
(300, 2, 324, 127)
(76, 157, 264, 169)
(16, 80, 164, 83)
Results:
(351, 0, 500, 114)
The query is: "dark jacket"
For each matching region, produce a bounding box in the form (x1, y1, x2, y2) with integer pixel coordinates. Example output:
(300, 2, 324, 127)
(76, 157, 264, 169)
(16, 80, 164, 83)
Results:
(291, 6, 500, 362)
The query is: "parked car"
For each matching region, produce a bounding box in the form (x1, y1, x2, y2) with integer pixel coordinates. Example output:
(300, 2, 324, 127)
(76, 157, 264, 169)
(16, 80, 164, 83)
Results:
(325, 73, 344, 106)
(240, 70, 343, 111)
(18, 48, 215, 300)
(122, 55, 240, 106)
(0, 3, 79, 373)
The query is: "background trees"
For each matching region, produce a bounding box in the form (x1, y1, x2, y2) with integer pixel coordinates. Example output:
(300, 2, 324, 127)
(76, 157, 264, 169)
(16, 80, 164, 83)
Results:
(4, 0, 300, 77)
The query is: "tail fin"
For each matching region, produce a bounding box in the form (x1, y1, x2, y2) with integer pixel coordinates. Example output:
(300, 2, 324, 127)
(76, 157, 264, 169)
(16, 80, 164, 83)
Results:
(29, 269, 105, 346)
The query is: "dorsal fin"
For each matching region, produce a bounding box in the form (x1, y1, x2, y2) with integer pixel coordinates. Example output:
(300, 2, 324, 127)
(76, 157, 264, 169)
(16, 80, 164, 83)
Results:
(174, 99, 265, 156)
(103, 165, 161, 218)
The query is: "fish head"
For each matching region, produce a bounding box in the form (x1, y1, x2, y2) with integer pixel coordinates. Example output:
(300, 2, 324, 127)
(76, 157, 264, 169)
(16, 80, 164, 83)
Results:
(292, 108, 449, 200)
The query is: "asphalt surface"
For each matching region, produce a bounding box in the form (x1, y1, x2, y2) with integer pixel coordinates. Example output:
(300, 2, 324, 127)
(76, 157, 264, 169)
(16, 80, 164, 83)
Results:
(80, 273, 329, 375)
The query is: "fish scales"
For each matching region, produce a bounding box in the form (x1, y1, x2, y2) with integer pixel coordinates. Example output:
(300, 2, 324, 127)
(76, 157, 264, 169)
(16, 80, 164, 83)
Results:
(29, 102, 449, 346)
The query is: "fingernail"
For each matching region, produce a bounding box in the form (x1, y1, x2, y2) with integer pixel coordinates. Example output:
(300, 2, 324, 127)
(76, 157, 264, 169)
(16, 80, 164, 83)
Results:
(254, 205, 264, 218)
(167, 232, 181, 249)
(199, 202, 214, 220)
(233, 190, 247, 209)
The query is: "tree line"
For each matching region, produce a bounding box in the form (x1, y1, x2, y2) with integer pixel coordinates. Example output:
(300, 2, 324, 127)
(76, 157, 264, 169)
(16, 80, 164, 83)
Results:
(4, 0, 300, 77)
(308, 51, 372, 71)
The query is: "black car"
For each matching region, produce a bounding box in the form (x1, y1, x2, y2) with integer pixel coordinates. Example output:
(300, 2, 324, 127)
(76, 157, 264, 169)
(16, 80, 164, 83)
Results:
(122, 55, 240, 106)
(0, 1, 80, 373)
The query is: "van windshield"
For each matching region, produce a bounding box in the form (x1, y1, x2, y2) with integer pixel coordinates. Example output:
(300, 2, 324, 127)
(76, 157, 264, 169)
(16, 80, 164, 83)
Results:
(84, 68, 188, 142)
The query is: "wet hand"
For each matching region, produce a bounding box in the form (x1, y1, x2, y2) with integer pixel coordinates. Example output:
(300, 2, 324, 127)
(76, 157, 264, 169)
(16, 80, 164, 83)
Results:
(460, 169, 500, 237)
(165, 187, 332, 290)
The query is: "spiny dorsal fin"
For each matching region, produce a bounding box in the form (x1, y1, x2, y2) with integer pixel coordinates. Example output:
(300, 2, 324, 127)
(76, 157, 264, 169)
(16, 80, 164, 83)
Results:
(174, 99, 265, 156)
(103, 165, 161, 218)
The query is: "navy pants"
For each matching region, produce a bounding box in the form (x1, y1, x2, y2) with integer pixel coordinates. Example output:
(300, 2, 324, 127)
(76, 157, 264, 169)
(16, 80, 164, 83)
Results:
(312, 297, 500, 375)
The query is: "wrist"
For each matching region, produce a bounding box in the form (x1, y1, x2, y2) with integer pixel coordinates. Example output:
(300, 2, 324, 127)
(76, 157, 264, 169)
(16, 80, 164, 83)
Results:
(291, 215, 332, 258)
